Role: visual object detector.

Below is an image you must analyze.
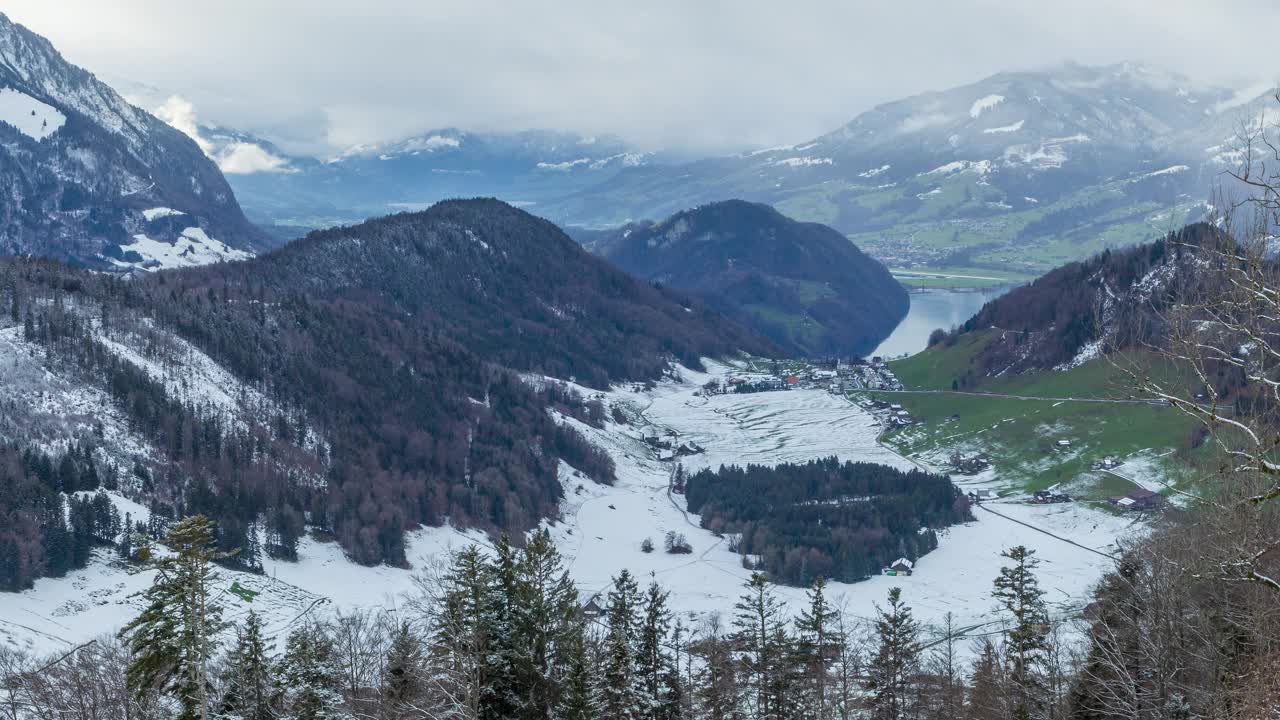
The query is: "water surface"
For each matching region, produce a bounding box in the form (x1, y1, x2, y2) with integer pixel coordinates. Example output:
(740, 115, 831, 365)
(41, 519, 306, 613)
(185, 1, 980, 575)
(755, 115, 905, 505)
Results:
(870, 286, 1011, 359)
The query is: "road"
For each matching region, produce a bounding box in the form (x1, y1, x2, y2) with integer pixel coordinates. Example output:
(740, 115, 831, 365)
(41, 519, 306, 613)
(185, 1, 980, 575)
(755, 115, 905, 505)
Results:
(863, 388, 1168, 406)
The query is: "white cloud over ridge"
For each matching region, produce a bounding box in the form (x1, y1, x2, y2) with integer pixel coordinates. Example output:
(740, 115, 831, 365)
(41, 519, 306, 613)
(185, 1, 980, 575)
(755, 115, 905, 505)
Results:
(151, 94, 292, 174)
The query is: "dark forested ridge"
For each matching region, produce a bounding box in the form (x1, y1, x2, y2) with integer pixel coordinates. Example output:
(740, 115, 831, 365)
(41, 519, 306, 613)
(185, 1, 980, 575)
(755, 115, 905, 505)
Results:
(581, 200, 909, 357)
(684, 457, 971, 585)
(190, 199, 777, 387)
(939, 223, 1223, 377)
(0, 199, 778, 586)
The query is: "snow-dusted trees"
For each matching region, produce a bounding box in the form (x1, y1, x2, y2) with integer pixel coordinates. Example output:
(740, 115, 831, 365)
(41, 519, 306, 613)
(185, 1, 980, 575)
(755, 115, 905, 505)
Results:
(992, 546, 1049, 720)
(693, 615, 738, 720)
(865, 587, 920, 720)
(636, 581, 683, 720)
(218, 610, 275, 720)
(732, 572, 796, 720)
(418, 532, 588, 720)
(276, 624, 349, 720)
(381, 621, 427, 713)
(120, 514, 231, 720)
(601, 569, 642, 719)
(795, 576, 839, 718)
(429, 543, 492, 718)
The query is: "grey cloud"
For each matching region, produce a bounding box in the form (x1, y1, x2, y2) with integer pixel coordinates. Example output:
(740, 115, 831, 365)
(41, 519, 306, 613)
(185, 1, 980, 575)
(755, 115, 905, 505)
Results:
(6, 0, 1278, 155)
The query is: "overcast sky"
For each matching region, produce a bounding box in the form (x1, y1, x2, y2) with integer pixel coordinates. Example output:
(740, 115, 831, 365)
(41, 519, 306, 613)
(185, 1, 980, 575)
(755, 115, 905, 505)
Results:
(6, 1, 1278, 155)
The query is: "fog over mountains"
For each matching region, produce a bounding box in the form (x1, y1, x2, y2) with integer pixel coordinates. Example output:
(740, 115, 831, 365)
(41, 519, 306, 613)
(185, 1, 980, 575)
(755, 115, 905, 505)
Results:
(194, 61, 1274, 279)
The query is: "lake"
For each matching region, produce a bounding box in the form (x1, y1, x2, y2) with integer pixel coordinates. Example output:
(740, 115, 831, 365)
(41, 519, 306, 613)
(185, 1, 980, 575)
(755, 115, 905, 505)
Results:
(870, 286, 1011, 359)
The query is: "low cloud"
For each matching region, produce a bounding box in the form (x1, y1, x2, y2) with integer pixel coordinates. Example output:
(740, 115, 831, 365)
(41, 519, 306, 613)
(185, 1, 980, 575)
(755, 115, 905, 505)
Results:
(151, 94, 292, 174)
(216, 141, 292, 174)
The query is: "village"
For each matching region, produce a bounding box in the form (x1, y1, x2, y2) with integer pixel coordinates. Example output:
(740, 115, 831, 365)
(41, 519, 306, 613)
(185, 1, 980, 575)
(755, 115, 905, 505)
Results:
(700, 355, 905, 397)
(640, 355, 1168, 586)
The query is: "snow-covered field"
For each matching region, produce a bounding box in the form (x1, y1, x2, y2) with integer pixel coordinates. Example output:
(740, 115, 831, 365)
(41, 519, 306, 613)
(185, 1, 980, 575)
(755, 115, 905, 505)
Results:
(0, 360, 1142, 655)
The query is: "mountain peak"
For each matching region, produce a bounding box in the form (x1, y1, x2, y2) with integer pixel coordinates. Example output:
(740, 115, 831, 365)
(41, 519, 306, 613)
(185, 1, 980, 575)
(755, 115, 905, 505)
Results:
(589, 201, 908, 356)
(0, 13, 266, 268)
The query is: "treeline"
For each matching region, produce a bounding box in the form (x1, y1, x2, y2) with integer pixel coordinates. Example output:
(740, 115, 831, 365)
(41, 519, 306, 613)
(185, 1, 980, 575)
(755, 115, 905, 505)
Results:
(2, 199, 742, 579)
(684, 457, 971, 585)
(0, 513, 1096, 720)
(0, 443, 122, 590)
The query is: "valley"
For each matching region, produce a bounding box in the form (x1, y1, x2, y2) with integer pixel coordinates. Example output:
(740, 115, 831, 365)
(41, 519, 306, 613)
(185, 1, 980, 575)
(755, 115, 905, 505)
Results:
(2, 6, 1277, 716)
(1, 360, 1145, 660)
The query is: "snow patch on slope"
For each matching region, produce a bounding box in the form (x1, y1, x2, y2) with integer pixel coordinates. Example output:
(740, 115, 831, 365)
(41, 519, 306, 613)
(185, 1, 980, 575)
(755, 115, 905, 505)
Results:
(970, 94, 1005, 118)
(773, 156, 834, 167)
(983, 119, 1024, 134)
(110, 227, 253, 270)
(141, 207, 183, 221)
(0, 87, 65, 140)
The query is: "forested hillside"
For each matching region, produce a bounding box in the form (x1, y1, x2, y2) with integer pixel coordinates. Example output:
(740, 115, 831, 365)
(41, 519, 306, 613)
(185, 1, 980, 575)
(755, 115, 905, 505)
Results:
(0, 199, 776, 588)
(684, 457, 971, 585)
(586, 200, 908, 356)
(933, 223, 1224, 381)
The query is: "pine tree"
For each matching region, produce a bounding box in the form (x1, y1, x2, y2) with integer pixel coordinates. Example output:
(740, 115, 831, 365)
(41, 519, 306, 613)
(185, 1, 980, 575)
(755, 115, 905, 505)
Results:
(693, 617, 737, 720)
(276, 624, 349, 720)
(383, 621, 426, 710)
(509, 529, 580, 719)
(219, 610, 276, 720)
(965, 639, 1005, 720)
(732, 572, 790, 720)
(795, 576, 839, 718)
(480, 534, 522, 720)
(992, 546, 1049, 720)
(120, 515, 232, 720)
(559, 620, 597, 720)
(601, 569, 641, 720)
(636, 579, 682, 720)
(865, 587, 920, 720)
(432, 544, 493, 719)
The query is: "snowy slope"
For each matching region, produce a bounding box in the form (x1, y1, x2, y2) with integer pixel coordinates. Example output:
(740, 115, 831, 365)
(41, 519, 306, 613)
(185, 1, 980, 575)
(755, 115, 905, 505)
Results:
(0, 359, 1142, 655)
(0, 87, 64, 140)
(108, 227, 253, 271)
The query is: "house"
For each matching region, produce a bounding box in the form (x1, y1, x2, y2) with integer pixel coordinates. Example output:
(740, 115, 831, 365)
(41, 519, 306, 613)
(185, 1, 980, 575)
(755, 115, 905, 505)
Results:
(658, 448, 676, 462)
(967, 488, 996, 503)
(676, 441, 705, 456)
(580, 596, 605, 620)
(885, 558, 914, 576)
(1092, 456, 1121, 470)
(1109, 488, 1165, 511)
(948, 452, 990, 474)
(785, 376, 801, 386)
(1056, 439, 1072, 448)
(1032, 490, 1072, 504)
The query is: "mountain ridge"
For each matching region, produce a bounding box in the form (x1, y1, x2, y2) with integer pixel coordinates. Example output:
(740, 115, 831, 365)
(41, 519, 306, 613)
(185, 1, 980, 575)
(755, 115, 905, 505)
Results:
(0, 12, 267, 269)
(582, 200, 908, 357)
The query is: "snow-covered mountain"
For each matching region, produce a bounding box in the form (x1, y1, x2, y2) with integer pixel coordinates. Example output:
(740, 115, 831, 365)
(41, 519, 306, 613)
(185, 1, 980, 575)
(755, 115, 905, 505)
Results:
(222, 127, 663, 230)
(0, 12, 266, 269)
(541, 64, 1272, 278)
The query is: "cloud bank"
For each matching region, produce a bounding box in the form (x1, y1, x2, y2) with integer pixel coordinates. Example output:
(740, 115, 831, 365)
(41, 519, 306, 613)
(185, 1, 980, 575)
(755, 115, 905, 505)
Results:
(7, 0, 1280, 155)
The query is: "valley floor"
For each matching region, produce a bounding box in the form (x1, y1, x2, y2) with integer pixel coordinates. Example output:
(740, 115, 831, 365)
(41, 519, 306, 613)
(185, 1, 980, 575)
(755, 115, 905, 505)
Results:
(0, 361, 1144, 656)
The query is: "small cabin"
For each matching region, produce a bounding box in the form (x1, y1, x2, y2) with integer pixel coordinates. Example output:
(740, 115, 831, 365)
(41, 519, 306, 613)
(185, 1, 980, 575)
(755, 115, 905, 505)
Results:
(1109, 488, 1165, 511)
(580, 596, 605, 620)
(885, 558, 914, 576)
